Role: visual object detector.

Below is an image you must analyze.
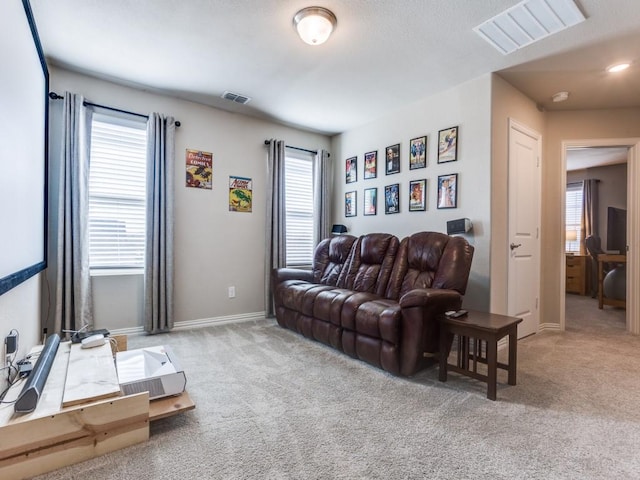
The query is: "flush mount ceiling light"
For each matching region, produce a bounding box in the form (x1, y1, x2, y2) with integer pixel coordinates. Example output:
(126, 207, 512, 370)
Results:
(293, 6, 337, 45)
(606, 62, 631, 73)
(474, 0, 585, 55)
(552, 91, 569, 102)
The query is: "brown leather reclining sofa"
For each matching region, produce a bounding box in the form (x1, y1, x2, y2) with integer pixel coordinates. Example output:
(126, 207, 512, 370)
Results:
(271, 231, 474, 376)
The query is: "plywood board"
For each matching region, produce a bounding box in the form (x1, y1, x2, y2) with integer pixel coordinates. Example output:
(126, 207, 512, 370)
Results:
(0, 341, 71, 427)
(0, 392, 149, 480)
(149, 391, 196, 421)
(62, 342, 120, 407)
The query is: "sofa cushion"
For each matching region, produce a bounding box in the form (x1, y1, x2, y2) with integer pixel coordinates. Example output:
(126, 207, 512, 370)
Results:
(353, 298, 402, 345)
(277, 280, 334, 316)
(313, 235, 357, 286)
(337, 233, 399, 296)
(313, 288, 359, 325)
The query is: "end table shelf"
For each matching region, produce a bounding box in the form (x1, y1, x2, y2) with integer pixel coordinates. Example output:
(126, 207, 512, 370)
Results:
(438, 310, 522, 400)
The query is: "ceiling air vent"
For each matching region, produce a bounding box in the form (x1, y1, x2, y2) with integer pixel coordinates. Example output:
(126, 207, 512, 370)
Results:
(474, 0, 586, 55)
(221, 91, 251, 105)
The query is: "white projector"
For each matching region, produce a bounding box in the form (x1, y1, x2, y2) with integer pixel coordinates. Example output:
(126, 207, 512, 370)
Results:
(115, 345, 187, 400)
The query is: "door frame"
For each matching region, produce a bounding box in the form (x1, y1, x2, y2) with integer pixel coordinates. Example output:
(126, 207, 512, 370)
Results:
(560, 137, 640, 334)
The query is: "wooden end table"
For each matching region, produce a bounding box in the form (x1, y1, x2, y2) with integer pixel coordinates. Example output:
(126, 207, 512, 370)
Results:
(438, 310, 522, 400)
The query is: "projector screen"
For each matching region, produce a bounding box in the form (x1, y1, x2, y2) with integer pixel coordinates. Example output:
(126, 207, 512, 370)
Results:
(0, 0, 48, 296)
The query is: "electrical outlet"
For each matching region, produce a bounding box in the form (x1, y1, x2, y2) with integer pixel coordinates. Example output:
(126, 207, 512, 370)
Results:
(228, 286, 236, 298)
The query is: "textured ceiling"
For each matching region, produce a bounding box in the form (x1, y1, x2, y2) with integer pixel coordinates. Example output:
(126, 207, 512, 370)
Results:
(29, 0, 640, 135)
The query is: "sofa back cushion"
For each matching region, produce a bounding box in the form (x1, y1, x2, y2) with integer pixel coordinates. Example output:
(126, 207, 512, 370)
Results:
(337, 233, 399, 296)
(313, 234, 357, 285)
(386, 232, 474, 299)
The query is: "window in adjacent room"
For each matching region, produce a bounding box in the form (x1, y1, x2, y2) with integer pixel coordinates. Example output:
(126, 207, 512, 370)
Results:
(284, 148, 315, 268)
(88, 112, 147, 273)
(565, 181, 583, 253)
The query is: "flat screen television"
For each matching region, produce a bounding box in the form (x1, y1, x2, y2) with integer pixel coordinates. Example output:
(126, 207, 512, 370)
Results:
(606, 206, 627, 254)
(0, 0, 49, 296)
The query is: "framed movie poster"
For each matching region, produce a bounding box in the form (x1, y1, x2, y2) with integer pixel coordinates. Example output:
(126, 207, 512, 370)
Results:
(385, 144, 400, 175)
(345, 191, 357, 217)
(346, 156, 357, 183)
(364, 150, 377, 179)
(437, 174, 458, 209)
(409, 179, 426, 211)
(364, 187, 377, 216)
(438, 126, 458, 163)
(409, 136, 427, 170)
(384, 184, 400, 214)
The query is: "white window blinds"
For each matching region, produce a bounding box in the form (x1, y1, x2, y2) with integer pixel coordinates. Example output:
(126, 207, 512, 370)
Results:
(88, 113, 148, 270)
(566, 182, 583, 253)
(285, 149, 315, 268)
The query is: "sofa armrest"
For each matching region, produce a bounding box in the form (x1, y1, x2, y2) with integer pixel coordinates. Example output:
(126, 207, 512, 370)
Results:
(399, 288, 462, 311)
(272, 268, 314, 284)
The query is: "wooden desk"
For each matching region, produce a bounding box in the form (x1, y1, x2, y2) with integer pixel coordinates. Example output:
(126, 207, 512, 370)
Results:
(597, 254, 626, 309)
(439, 311, 522, 401)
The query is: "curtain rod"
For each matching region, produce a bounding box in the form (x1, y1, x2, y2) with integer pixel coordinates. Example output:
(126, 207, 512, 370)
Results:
(48, 92, 181, 127)
(264, 139, 329, 157)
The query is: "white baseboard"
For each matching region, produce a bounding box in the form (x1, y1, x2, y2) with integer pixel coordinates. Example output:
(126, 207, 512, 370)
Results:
(539, 322, 562, 332)
(109, 311, 267, 336)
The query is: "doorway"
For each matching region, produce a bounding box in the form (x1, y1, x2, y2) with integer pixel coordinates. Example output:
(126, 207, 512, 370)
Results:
(564, 146, 627, 332)
(560, 138, 640, 334)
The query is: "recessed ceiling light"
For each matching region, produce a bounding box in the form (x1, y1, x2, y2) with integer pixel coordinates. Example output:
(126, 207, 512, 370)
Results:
(606, 63, 630, 73)
(552, 91, 569, 102)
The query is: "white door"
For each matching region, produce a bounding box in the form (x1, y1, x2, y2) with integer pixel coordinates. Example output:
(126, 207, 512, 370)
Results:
(508, 120, 541, 338)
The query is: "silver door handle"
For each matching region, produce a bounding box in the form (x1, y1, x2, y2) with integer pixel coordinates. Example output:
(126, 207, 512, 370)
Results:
(510, 243, 522, 250)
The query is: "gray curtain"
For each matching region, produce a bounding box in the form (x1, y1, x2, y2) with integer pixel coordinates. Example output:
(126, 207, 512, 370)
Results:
(54, 92, 93, 336)
(581, 179, 599, 255)
(314, 149, 332, 243)
(144, 113, 176, 333)
(265, 139, 286, 317)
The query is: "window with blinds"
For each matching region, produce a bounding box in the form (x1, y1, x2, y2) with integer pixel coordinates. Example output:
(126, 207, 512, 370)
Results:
(285, 149, 315, 268)
(566, 182, 583, 253)
(88, 113, 148, 271)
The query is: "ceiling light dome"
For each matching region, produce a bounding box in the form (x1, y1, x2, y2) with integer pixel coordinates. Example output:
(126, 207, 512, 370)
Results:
(293, 7, 337, 45)
(606, 62, 631, 73)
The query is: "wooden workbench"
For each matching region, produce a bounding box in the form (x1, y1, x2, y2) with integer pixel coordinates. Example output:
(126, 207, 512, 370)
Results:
(0, 338, 194, 479)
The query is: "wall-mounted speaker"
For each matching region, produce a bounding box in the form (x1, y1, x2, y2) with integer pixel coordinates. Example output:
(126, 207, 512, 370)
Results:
(447, 218, 472, 235)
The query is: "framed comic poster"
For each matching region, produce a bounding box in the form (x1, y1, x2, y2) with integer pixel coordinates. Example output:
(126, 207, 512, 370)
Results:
(437, 174, 458, 209)
(385, 144, 400, 175)
(384, 184, 400, 214)
(409, 136, 427, 170)
(364, 187, 377, 216)
(364, 150, 377, 179)
(186, 149, 213, 189)
(409, 179, 426, 211)
(438, 126, 458, 163)
(346, 156, 357, 183)
(345, 191, 357, 217)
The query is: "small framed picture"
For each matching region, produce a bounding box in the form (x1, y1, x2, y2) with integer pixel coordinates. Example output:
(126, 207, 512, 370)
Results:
(384, 184, 400, 214)
(345, 191, 357, 217)
(385, 144, 400, 175)
(437, 174, 458, 209)
(409, 179, 426, 211)
(409, 136, 427, 170)
(364, 187, 377, 216)
(364, 150, 377, 179)
(438, 126, 458, 163)
(346, 156, 357, 183)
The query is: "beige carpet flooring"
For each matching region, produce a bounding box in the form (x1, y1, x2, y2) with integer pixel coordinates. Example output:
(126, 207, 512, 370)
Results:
(34, 296, 639, 480)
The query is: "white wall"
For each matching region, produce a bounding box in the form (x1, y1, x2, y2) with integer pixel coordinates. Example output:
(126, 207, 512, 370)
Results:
(0, 276, 41, 391)
(47, 67, 331, 331)
(331, 75, 493, 310)
(490, 75, 545, 316)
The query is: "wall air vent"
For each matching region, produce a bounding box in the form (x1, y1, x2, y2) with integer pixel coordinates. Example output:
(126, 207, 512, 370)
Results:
(221, 91, 251, 104)
(474, 0, 586, 55)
